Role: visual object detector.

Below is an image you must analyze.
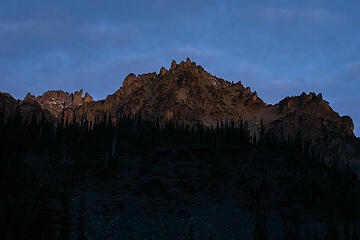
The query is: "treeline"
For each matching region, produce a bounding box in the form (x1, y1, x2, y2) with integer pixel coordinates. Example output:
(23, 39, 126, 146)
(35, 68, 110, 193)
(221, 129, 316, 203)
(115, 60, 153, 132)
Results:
(0, 108, 360, 240)
(0, 107, 320, 168)
(1, 110, 256, 169)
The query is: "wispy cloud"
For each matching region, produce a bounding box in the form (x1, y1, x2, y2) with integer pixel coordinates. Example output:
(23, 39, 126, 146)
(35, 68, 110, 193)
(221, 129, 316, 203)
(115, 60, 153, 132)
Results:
(346, 62, 360, 77)
(262, 8, 340, 21)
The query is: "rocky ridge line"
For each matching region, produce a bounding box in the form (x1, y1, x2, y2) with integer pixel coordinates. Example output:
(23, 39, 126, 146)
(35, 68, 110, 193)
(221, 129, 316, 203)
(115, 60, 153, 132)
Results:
(0, 58, 358, 161)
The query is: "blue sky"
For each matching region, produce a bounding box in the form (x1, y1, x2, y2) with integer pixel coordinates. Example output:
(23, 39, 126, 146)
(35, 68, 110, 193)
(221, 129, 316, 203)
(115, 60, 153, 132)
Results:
(1, 0, 359, 135)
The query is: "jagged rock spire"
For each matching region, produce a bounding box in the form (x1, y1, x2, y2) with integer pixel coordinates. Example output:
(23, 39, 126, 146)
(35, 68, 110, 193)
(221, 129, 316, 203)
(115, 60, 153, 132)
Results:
(23, 92, 36, 102)
(73, 89, 84, 105)
(123, 73, 137, 88)
(170, 60, 177, 70)
(186, 57, 191, 65)
(84, 92, 93, 103)
(159, 67, 168, 76)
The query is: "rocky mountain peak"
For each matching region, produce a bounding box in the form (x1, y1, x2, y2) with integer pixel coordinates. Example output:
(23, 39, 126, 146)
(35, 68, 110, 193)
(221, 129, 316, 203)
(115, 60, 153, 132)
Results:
(84, 92, 93, 103)
(0, 91, 15, 100)
(186, 57, 192, 65)
(169, 58, 203, 73)
(23, 93, 36, 102)
(170, 60, 177, 70)
(6, 89, 94, 118)
(0, 59, 357, 160)
(123, 73, 138, 88)
(276, 92, 329, 115)
(78, 58, 268, 126)
(73, 89, 84, 105)
(159, 67, 168, 76)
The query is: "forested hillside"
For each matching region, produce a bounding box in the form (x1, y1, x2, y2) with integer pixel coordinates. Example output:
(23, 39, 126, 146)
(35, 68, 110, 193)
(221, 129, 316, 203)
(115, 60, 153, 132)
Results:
(1, 107, 360, 239)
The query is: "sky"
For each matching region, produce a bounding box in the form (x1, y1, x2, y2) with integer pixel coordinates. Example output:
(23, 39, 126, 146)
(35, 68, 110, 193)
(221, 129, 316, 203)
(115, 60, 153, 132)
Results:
(1, 0, 359, 136)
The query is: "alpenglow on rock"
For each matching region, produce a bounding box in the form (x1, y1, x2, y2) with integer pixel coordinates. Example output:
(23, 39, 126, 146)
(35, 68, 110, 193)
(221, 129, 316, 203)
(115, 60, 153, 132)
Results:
(0, 89, 94, 118)
(0, 58, 357, 161)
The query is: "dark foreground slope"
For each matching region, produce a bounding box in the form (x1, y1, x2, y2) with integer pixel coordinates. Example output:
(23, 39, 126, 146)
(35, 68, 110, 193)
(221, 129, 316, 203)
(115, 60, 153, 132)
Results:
(1, 111, 360, 240)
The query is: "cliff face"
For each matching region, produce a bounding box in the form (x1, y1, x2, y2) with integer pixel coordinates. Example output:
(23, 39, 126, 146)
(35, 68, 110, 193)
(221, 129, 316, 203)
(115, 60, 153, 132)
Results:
(63, 58, 267, 126)
(0, 89, 94, 123)
(0, 92, 18, 120)
(0, 58, 357, 157)
(270, 92, 354, 140)
(0, 91, 54, 122)
(22, 89, 94, 118)
(63, 59, 355, 138)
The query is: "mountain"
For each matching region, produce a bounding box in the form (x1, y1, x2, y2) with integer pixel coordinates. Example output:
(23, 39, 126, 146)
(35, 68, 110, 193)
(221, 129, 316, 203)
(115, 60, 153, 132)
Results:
(0, 89, 93, 121)
(25, 89, 93, 117)
(0, 58, 358, 160)
(2, 59, 360, 239)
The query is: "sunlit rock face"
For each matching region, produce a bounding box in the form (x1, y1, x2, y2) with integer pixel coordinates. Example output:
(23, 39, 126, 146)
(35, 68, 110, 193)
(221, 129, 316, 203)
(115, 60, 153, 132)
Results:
(0, 59, 357, 159)
(63, 59, 355, 138)
(65, 58, 267, 126)
(34, 90, 73, 117)
(61, 59, 358, 161)
(15, 89, 94, 118)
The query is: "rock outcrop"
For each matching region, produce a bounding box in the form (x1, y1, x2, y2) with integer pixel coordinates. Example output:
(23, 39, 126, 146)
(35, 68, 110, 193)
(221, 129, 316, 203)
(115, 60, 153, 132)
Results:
(84, 92, 93, 103)
(0, 92, 18, 120)
(18, 90, 94, 118)
(0, 91, 55, 122)
(0, 59, 357, 161)
(60, 59, 357, 161)
(73, 89, 84, 106)
(59, 59, 354, 137)
(34, 90, 73, 117)
(62, 59, 270, 126)
(270, 92, 354, 139)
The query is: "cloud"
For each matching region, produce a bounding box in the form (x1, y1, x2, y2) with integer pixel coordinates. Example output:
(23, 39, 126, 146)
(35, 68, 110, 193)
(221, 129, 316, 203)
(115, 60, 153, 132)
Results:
(346, 62, 360, 78)
(262, 8, 339, 21)
(326, 61, 360, 88)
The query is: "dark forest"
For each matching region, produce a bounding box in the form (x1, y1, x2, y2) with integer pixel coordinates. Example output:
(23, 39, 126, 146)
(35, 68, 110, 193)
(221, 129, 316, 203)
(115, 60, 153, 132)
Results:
(1, 105, 360, 240)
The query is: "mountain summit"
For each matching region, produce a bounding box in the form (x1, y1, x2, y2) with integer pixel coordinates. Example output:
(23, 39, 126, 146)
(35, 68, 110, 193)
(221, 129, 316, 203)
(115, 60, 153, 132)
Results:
(65, 59, 354, 138)
(0, 58, 358, 160)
